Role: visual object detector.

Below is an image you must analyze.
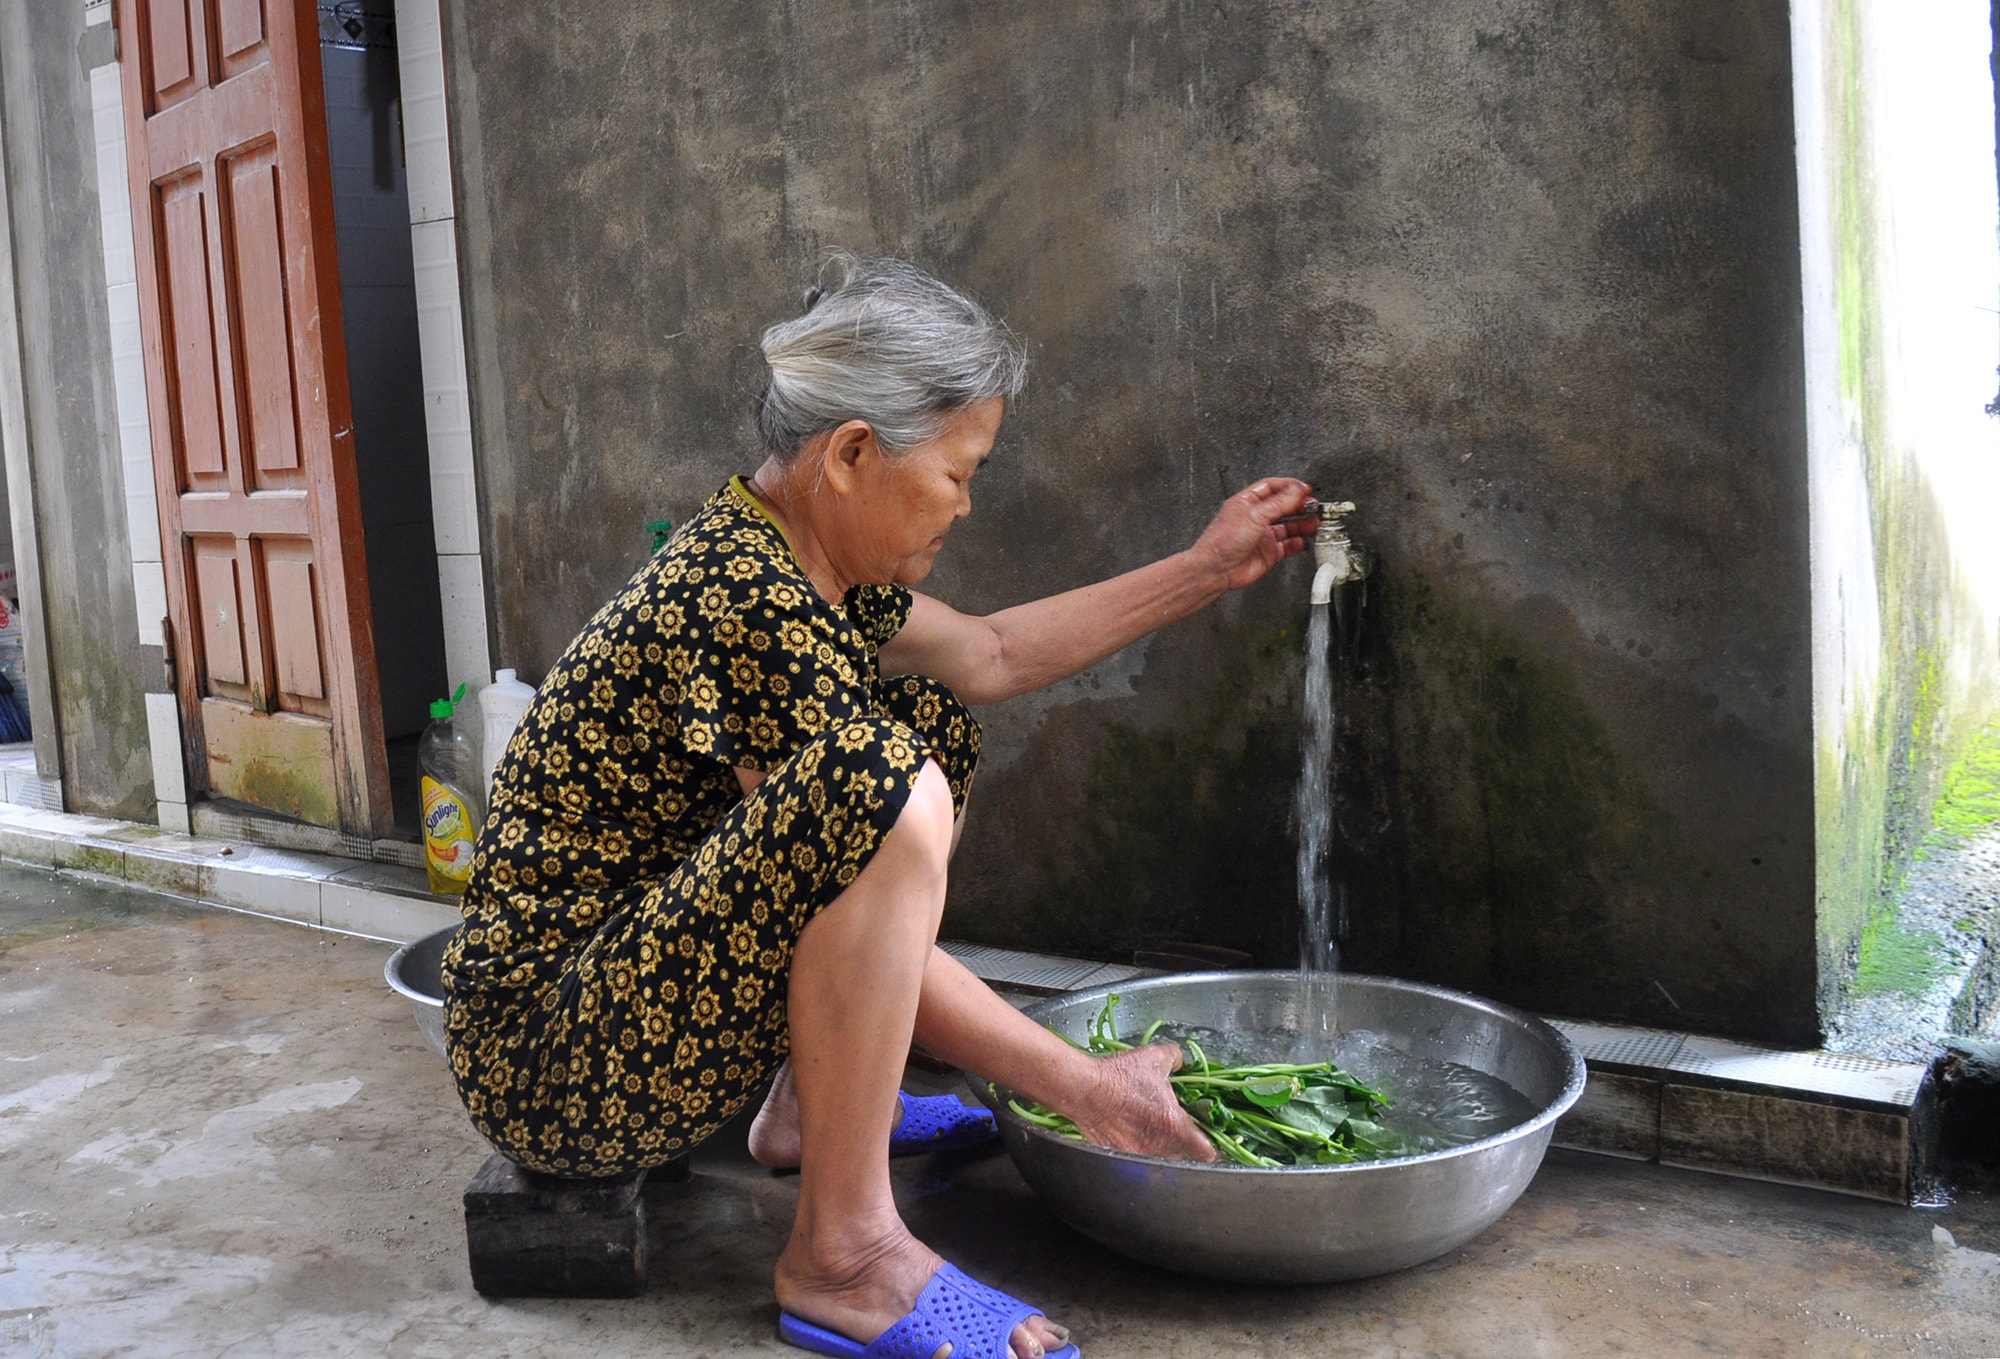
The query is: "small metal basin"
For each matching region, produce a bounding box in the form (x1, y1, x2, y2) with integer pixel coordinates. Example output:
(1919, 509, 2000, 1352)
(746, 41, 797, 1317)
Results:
(978, 971, 1586, 1283)
(384, 925, 457, 1062)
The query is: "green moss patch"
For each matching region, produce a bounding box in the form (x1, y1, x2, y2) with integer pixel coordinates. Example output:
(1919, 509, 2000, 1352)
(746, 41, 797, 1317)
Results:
(1921, 719, 2000, 851)
(1851, 911, 1945, 998)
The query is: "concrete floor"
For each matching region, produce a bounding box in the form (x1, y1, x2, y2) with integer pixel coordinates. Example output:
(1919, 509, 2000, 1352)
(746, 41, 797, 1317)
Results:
(2, 864, 1997, 1359)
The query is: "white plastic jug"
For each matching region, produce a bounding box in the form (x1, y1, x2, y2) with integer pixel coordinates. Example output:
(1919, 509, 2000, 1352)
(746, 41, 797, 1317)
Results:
(479, 668, 536, 795)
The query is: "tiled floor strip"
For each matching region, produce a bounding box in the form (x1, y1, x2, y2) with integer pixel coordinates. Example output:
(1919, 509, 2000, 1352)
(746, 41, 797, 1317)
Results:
(0, 801, 459, 943)
(1543, 1017, 1930, 1202)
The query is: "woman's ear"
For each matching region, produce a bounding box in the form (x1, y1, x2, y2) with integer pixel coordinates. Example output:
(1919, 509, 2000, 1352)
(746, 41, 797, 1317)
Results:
(820, 419, 877, 494)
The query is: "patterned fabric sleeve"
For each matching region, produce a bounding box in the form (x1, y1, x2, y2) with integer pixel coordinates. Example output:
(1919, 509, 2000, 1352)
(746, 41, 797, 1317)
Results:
(669, 576, 874, 773)
(843, 583, 913, 662)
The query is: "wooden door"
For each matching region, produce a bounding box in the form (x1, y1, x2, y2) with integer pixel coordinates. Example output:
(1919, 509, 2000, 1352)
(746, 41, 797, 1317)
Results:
(117, 0, 390, 833)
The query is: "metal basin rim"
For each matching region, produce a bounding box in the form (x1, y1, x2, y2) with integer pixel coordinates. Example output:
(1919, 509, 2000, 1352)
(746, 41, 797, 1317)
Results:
(983, 970, 1588, 1174)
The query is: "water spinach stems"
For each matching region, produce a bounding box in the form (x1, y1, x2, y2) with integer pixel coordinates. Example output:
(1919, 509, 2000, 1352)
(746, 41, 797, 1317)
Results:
(1009, 994, 1407, 1167)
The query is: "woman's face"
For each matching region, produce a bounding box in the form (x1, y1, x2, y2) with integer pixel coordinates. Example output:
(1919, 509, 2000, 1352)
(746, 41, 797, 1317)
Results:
(829, 397, 1004, 587)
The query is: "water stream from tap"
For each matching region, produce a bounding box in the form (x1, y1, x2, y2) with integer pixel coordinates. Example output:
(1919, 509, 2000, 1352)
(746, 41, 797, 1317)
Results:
(1293, 599, 1338, 1053)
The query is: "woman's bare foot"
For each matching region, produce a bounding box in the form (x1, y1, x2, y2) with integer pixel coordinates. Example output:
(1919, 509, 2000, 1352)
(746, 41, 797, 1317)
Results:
(751, 1061, 928, 1173)
(748, 1060, 803, 1169)
(776, 1217, 1070, 1359)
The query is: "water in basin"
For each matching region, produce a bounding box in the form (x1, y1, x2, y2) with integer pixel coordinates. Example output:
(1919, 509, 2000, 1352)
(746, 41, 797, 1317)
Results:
(1147, 1019, 1540, 1157)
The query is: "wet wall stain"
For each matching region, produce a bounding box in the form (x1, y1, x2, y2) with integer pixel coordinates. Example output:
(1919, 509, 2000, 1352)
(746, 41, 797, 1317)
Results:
(443, 0, 1819, 1039)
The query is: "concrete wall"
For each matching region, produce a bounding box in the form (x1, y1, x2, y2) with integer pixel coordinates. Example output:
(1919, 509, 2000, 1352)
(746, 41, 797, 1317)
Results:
(443, 0, 1821, 1041)
(1793, 0, 2000, 1010)
(0, 1, 155, 820)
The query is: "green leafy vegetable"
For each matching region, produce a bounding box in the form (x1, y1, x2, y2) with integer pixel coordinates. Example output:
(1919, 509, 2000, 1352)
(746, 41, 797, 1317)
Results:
(1007, 993, 1409, 1168)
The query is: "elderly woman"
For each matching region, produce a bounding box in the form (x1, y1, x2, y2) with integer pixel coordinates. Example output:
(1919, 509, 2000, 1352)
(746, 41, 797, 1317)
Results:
(442, 257, 1315, 1359)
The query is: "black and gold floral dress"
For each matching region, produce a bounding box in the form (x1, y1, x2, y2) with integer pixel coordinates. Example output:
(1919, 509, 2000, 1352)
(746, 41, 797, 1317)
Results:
(440, 478, 980, 1177)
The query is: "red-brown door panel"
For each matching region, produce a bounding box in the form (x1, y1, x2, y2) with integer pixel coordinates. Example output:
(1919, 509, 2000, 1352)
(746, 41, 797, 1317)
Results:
(120, 0, 389, 833)
(140, 0, 201, 113)
(219, 142, 305, 489)
(155, 171, 228, 489)
(211, 0, 268, 78)
(259, 538, 330, 715)
(188, 535, 249, 695)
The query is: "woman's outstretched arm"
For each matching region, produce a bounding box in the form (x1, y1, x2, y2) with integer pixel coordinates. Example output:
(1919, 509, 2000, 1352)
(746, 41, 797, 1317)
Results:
(878, 477, 1316, 704)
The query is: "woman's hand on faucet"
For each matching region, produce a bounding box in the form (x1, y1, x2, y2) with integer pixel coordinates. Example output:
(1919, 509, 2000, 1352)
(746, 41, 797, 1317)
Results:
(879, 477, 1315, 703)
(1187, 478, 1318, 593)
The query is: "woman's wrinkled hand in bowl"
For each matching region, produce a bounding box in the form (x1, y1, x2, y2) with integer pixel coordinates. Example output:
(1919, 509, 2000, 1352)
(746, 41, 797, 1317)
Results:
(1067, 1042, 1219, 1162)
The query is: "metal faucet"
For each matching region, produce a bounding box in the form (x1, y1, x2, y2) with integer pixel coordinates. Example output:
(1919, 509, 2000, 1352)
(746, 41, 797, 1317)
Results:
(1309, 501, 1369, 604)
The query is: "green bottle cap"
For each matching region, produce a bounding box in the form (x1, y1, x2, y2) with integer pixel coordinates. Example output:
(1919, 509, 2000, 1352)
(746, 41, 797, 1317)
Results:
(430, 682, 469, 722)
(647, 519, 674, 552)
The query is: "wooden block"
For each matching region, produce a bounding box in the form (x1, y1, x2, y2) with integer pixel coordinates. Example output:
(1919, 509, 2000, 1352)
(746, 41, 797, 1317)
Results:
(463, 1152, 654, 1298)
(1552, 1070, 1661, 1160)
(1659, 1083, 1915, 1203)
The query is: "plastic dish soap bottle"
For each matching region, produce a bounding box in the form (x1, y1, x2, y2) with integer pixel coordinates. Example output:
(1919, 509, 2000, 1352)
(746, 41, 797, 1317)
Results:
(478, 668, 536, 796)
(420, 683, 485, 896)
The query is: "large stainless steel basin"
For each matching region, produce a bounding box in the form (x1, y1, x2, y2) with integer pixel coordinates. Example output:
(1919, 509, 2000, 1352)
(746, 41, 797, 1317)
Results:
(384, 925, 456, 1062)
(978, 971, 1586, 1283)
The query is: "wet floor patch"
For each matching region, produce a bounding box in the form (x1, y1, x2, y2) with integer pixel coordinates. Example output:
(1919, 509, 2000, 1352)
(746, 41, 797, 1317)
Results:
(1, 877, 1997, 1356)
(0, 859, 198, 953)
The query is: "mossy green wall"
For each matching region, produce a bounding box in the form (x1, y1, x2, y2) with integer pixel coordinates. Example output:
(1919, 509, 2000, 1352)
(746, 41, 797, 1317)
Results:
(1801, 0, 2000, 1017)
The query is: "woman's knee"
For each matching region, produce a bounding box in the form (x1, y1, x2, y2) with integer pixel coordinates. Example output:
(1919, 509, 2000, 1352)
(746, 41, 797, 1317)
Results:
(888, 759, 955, 870)
(800, 758, 953, 946)
(876, 675, 980, 810)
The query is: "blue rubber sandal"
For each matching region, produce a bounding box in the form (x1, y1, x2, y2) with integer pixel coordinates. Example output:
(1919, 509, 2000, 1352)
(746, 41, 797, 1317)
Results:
(779, 1263, 1079, 1359)
(771, 1093, 998, 1177)
(889, 1093, 998, 1158)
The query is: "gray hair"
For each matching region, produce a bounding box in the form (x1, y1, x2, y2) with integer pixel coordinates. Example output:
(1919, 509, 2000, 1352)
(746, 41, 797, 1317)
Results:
(755, 254, 1028, 462)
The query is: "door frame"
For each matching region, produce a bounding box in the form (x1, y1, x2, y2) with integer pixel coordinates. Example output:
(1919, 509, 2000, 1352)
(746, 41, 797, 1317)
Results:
(115, 0, 391, 834)
(83, 0, 491, 841)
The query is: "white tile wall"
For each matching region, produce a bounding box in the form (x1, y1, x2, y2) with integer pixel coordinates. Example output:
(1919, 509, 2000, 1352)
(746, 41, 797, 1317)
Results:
(429, 463, 480, 557)
(437, 551, 491, 698)
(396, 0, 493, 695)
(410, 218, 480, 555)
(131, 559, 167, 648)
(394, 0, 457, 226)
(206, 856, 324, 926)
(105, 285, 161, 567)
(91, 65, 161, 579)
(144, 692, 185, 805)
(89, 70, 133, 286)
(89, 44, 181, 804)
(322, 877, 462, 942)
(124, 484, 160, 568)
(103, 287, 144, 432)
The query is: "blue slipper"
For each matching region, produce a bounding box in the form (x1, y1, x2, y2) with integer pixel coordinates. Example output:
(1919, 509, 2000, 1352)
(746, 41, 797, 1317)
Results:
(889, 1092, 997, 1158)
(771, 1092, 999, 1177)
(779, 1263, 1079, 1359)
